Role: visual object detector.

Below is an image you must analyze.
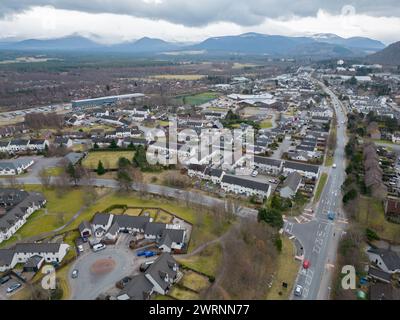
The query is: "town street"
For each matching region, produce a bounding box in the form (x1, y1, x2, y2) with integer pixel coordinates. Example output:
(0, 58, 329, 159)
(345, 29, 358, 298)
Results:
(287, 78, 349, 300)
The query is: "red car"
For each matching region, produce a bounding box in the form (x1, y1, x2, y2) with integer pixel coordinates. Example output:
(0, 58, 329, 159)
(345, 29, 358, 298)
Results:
(303, 259, 311, 269)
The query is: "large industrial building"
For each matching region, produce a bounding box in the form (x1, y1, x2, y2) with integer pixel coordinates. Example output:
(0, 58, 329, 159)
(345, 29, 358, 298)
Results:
(72, 93, 145, 108)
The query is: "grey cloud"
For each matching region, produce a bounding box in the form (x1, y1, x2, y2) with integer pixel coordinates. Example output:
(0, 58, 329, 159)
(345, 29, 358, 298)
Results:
(0, 0, 400, 26)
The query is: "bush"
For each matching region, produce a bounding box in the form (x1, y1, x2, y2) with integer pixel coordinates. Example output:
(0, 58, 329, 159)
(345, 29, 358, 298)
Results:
(366, 228, 380, 241)
(258, 208, 284, 229)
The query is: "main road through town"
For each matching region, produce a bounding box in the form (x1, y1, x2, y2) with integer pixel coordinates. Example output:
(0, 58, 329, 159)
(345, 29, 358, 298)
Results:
(286, 78, 349, 300)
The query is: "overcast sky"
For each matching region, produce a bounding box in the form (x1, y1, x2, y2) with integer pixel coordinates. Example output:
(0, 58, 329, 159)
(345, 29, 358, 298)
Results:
(0, 1, 399, 44)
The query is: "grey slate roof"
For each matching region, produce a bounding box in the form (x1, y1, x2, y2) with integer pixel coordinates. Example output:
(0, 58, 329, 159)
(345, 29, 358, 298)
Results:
(78, 221, 92, 233)
(119, 274, 153, 300)
(145, 253, 178, 292)
(15, 243, 62, 254)
(92, 213, 112, 226)
(24, 255, 44, 268)
(159, 229, 185, 247)
(368, 267, 392, 283)
(0, 190, 45, 233)
(253, 156, 282, 167)
(282, 172, 302, 191)
(284, 161, 319, 174)
(64, 152, 85, 166)
(144, 222, 167, 237)
(0, 249, 15, 266)
(368, 248, 400, 271)
(222, 175, 270, 193)
(114, 215, 151, 231)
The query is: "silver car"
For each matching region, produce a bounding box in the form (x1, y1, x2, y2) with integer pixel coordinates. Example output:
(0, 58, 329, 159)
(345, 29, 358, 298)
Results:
(294, 285, 303, 297)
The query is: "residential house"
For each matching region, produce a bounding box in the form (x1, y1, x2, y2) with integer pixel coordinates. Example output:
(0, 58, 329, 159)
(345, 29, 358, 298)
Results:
(28, 139, 49, 151)
(367, 247, 400, 273)
(144, 253, 179, 295)
(0, 158, 34, 175)
(0, 190, 46, 244)
(384, 197, 400, 224)
(252, 156, 283, 175)
(280, 172, 302, 198)
(0, 242, 70, 272)
(221, 175, 271, 198)
(283, 161, 320, 180)
(117, 253, 179, 300)
(54, 137, 73, 148)
(158, 229, 186, 253)
(92, 213, 114, 237)
(78, 221, 93, 238)
(8, 139, 30, 152)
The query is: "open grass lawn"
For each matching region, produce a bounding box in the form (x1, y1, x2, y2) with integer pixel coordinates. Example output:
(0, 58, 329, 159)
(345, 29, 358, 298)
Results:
(82, 151, 135, 170)
(64, 190, 224, 251)
(124, 208, 142, 216)
(180, 270, 210, 292)
(172, 91, 220, 106)
(260, 119, 273, 129)
(178, 243, 223, 277)
(141, 208, 159, 219)
(232, 63, 259, 69)
(266, 236, 299, 300)
(153, 295, 174, 300)
(150, 74, 206, 81)
(325, 153, 334, 167)
(44, 166, 63, 177)
(168, 286, 199, 300)
(0, 186, 85, 247)
(314, 173, 328, 203)
(357, 196, 400, 242)
(155, 210, 173, 224)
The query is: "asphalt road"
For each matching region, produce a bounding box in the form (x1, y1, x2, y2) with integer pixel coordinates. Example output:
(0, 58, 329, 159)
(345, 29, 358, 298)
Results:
(287, 79, 349, 300)
(12, 172, 258, 220)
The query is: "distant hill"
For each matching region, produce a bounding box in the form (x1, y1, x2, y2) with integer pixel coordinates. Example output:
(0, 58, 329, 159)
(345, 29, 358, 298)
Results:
(367, 41, 400, 65)
(113, 37, 180, 52)
(0, 32, 387, 59)
(1, 35, 102, 51)
(312, 33, 385, 53)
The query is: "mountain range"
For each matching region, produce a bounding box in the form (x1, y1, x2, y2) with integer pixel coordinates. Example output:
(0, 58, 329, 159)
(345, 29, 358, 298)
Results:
(367, 41, 400, 65)
(0, 32, 389, 59)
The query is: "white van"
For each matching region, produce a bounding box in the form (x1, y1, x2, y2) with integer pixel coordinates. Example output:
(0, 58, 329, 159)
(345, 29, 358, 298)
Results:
(93, 243, 106, 252)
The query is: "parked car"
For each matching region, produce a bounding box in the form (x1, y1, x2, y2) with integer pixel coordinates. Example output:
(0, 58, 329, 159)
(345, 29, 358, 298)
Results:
(93, 243, 106, 252)
(136, 250, 146, 257)
(294, 285, 303, 297)
(251, 171, 259, 177)
(77, 245, 84, 253)
(6, 283, 21, 294)
(144, 251, 156, 258)
(71, 269, 79, 279)
(0, 275, 11, 285)
(303, 259, 311, 269)
(116, 276, 132, 289)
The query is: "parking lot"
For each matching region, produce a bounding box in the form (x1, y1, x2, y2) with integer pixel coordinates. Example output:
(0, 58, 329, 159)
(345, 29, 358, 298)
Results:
(69, 234, 151, 300)
(0, 274, 24, 300)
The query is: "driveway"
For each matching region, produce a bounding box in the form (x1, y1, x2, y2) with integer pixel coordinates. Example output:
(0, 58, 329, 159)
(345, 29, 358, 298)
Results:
(68, 236, 149, 300)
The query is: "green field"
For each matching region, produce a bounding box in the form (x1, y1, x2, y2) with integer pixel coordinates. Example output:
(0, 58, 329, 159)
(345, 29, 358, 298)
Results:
(178, 243, 223, 277)
(314, 173, 328, 203)
(172, 91, 220, 106)
(82, 151, 135, 170)
(0, 185, 85, 247)
(260, 119, 273, 129)
(357, 196, 400, 242)
(266, 237, 299, 300)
